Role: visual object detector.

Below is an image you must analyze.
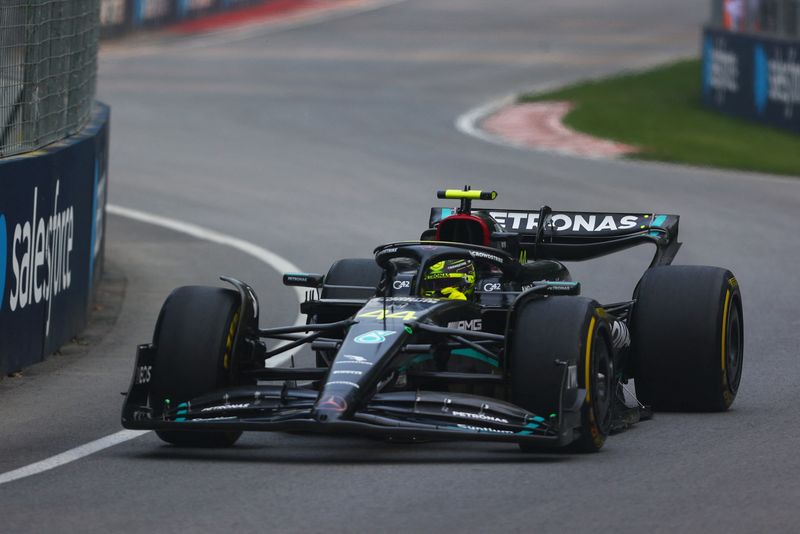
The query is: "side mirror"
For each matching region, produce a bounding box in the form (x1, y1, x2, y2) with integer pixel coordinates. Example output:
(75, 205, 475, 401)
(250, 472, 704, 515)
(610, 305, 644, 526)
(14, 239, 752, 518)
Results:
(282, 273, 324, 288)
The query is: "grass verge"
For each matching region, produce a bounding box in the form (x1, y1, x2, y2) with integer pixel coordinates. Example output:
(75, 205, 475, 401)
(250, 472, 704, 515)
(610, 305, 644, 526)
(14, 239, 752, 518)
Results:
(520, 59, 800, 177)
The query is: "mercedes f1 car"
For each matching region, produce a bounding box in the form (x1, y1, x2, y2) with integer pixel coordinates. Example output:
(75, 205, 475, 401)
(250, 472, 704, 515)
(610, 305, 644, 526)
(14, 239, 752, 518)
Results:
(122, 188, 744, 452)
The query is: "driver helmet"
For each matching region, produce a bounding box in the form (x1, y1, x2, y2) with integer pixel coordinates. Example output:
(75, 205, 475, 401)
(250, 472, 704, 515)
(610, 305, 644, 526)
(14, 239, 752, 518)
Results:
(421, 259, 476, 300)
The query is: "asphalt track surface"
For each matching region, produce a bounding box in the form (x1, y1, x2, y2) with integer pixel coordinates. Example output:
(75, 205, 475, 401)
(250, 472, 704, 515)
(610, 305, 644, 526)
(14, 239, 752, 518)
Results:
(2, 1, 799, 532)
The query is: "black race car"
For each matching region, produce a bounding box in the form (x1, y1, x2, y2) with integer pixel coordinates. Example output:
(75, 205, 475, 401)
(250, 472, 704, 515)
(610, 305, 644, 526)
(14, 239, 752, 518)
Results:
(122, 188, 743, 452)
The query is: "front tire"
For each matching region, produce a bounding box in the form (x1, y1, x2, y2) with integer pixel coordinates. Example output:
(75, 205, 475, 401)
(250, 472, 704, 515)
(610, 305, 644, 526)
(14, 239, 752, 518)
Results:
(631, 265, 743, 411)
(510, 297, 614, 453)
(150, 286, 243, 447)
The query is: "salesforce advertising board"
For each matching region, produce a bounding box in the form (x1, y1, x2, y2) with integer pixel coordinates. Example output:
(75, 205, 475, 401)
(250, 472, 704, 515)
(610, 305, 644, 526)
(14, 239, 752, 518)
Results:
(0, 105, 109, 374)
(703, 27, 800, 133)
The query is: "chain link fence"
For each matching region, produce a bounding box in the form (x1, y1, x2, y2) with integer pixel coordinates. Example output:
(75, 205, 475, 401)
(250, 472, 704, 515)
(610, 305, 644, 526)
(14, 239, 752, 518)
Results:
(0, 0, 99, 157)
(711, 0, 800, 36)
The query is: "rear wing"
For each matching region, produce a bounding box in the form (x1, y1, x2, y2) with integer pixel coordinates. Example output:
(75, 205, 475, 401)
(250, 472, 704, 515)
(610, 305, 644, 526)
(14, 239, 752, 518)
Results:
(429, 207, 681, 266)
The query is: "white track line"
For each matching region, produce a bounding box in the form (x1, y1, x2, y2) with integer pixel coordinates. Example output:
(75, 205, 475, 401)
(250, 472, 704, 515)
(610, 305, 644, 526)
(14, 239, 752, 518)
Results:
(0, 430, 149, 485)
(454, 93, 517, 147)
(456, 92, 605, 160)
(0, 204, 306, 486)
(454, 82, 567, 150)
(106, 204, 306, 367)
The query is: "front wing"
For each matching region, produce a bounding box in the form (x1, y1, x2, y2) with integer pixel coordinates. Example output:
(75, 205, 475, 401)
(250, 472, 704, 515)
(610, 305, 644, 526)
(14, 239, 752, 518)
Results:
(122, 345, 584, 447)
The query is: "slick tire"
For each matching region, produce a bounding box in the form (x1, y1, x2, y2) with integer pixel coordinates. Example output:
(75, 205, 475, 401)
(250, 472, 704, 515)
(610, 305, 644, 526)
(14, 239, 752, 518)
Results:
(150, 286, 243, 447)
(321, 258, 383, 300)
(510, 297, 613, 453)
(313, 258, 383, 367)
(631, 266, 743, 411)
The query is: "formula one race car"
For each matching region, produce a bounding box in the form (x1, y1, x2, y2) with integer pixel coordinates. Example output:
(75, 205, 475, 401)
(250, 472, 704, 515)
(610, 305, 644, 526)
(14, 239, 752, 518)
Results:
(122, 187, 744, 452)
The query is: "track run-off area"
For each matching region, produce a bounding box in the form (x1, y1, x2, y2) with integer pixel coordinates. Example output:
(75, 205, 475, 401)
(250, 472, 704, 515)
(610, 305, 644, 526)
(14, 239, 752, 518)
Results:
(2, 1, 800, 532)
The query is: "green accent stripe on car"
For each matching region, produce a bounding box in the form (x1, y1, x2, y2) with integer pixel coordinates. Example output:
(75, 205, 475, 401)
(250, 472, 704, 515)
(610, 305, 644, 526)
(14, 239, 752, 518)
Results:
(401, 349, 499, 369)
(651, 215, 667, 227)
(451, 348, 499, 367)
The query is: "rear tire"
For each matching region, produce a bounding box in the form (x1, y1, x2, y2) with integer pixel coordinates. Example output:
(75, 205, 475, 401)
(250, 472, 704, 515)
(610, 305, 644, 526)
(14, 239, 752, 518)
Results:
(151, 286, 243, 447)
(321, 258, 383, 300)
(631, 266, 743, 411)
(510, 297, 613, 453)
(313, 258, 383, 367)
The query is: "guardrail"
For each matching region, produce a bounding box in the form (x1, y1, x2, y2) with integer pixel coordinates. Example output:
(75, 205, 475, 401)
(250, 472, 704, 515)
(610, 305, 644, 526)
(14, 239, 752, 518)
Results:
(0, 103, 109, 375)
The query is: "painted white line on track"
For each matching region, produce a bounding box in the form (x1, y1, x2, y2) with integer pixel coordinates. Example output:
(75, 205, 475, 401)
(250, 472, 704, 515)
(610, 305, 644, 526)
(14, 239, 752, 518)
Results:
(455, 82, 567, 150)
(0, 430, 150, 486)
(454, 93, 517, 148)
(455, 63, 686, 159)
(456, 91, 606, 160)
(107, 203, 306, 367)
(0, 205, 307, 486)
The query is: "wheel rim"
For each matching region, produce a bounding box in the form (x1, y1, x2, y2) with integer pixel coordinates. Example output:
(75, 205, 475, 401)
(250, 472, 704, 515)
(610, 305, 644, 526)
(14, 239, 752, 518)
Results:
(592, 335, 614, 432)
(726, 300, 743, 393)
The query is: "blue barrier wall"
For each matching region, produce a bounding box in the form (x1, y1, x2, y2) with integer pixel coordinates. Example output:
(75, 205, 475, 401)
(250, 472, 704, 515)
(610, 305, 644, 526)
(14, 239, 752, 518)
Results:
(0, 103, 109, 375)
(702, 27, 800, 133)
